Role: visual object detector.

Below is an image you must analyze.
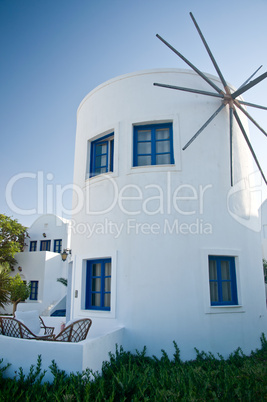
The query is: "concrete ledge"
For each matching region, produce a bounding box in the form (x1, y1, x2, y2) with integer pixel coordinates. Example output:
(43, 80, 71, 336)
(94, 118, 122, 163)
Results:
(0, 326, 125, 382)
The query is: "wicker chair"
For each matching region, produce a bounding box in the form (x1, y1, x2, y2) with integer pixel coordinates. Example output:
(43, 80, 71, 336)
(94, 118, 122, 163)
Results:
(53, 318, 92, 342)
(39, 316, 54, 335)
(0, 316, 54, 340)
(14, 310, 54, 336)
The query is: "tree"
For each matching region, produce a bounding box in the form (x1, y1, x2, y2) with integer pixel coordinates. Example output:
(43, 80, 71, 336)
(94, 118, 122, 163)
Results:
(0, 266, 10, 310)
(0, 214, 28, 268)
(8, 274, 30, 314)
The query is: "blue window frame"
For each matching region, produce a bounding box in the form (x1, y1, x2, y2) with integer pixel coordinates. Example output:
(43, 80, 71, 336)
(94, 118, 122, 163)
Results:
(209, 256, 238, 306)
(86, 259, 111, 311)
(29, 241, 37, 252)
(133, 123, 174, 167)
(29, 281, 38, 301)
(53, 239, 62, 253)
(40, 240, 51, 251)
(90, 133, 114, 177)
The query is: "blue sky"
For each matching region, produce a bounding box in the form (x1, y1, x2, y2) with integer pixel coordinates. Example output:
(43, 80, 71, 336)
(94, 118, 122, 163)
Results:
(1, 0, 267, 227)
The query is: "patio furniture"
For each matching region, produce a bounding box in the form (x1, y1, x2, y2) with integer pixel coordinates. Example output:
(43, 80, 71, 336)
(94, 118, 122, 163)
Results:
(0, 316, 54, 340)
(14, 310, 54, 336)
(52, 318, 92, 342)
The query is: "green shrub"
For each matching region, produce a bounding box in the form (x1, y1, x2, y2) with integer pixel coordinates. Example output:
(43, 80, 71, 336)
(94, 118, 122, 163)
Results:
(0, 335, 266, 401)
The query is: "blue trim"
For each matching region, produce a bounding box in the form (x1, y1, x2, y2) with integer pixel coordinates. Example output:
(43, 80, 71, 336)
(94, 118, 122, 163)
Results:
(29, 281, 38, 301)
(133, 123, 174, 167)
(85, 258, 111, 311)
(90, 133, 114, 177)
(53, 239, 62, 253)
(209, 256, 238, 306)
(40, 240, 51, 251)
(29, 241, 37, 252)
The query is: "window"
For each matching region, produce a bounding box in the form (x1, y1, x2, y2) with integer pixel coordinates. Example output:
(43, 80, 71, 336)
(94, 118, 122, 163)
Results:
(53, 239, 62, 253)
(209, 256, 238, 306)
(29, 281, 38, 301)
(40, 240, 51, 251)
(133, 123, 174, 167)
(90, 133, 114, 177)
(29, 241, 37, 252)
(86, 259, 111, 311)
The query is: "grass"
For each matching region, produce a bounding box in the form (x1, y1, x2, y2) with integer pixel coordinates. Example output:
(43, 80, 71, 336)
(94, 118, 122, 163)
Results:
(0, 334, 266, 401)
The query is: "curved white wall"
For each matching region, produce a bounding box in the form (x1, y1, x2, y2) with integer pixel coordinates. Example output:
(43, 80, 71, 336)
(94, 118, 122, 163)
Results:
(71, 69, 266, 359)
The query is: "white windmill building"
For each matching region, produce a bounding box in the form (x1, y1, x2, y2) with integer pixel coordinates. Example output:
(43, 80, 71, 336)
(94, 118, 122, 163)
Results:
(67, 13, 267, 360)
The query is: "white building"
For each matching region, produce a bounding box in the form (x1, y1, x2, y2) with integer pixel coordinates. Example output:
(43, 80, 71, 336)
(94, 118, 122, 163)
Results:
(1, 214, 71, 316)
(68, 69, 267, 360)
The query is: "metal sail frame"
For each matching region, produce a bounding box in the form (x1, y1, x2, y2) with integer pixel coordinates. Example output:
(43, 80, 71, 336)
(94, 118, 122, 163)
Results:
(154, 12, 267, 186)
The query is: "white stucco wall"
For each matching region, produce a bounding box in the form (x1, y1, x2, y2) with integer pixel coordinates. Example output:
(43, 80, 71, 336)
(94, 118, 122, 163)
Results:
(0, 322, 124, 382)
(70, 69, 266, 360)
(261, 199, 267, 260)
(24, 214, 71, 252)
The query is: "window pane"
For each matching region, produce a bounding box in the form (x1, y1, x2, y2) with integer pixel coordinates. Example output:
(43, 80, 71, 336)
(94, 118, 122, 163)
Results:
(209, 260, 217, 279)
(221, 261, 230, 280)
(96, 143, 107, 155)
(156, 154, 171, 165)
(210, 282, 218, 302)
(95, 167, 107, 175)
(222, 282, 232, 301)
(137, 155, 151, 166)
(156, 128, 169, 140)
(105, 277, 111, 292)
(91, 293, 101, 307)
(138, 141, 151, 154)
(92, 263, 101, 276)
(104, 293, 111, 308)
(105, 262, 111, 276)
(92, 278, 101, 292)
(138, 130, 151, 141)
(95, 155, 107, 168)
(156, 140, 170, 153)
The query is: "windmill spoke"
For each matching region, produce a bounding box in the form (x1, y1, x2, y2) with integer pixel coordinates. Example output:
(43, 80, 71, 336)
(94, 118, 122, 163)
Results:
(231, 71, 267, 99)
(238, 65, 262, 89)
(153, 82, 223, 98)
(229, 107, 234, 186)
(233, 110, 267, 185)
(189, 12, 228, 90)
(156, 34, 224, 95)
(238, 100, 267, 111)
(235, 103, 267, 137)
(183, 103, 225, 150)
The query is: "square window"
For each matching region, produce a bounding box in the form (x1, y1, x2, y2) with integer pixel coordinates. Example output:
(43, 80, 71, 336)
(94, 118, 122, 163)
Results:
(86, 259, 111, 311)
(40, 240, 51, 251)
(208, 256, 238, 306)
(30, 281, 38, 301)
(90, 133, 114, 177)
(29, 241, 37, 252)
(53, 239, 62, 253)
(133, 123, 174, 167)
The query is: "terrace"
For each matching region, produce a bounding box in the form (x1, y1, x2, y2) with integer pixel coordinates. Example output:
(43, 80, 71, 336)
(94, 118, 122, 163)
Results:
(0, 316, 125, 382)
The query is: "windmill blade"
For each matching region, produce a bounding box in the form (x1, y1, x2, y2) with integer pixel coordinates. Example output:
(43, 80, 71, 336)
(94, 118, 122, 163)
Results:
(233, 110, 267, 185)
(238, 65, 262, 89)
(238, 100, 267, 111)
(229, 106, 234, 186)
(235, 103, 267, 137)
(153, 82, 223, 98)
(156, 34, 224, 95)
(189, 12, 228, 90)
(183, 103, 225, 150)
(231, 71, 267, 99)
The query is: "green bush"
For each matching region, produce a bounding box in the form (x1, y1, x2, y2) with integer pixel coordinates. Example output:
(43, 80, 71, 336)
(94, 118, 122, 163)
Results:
(0, 335, 266, 401)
